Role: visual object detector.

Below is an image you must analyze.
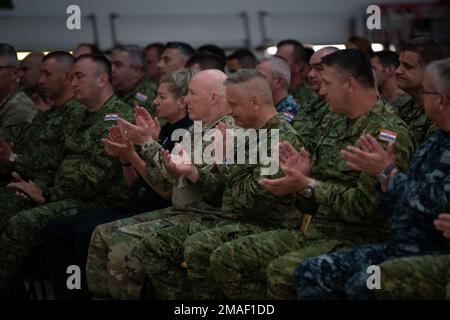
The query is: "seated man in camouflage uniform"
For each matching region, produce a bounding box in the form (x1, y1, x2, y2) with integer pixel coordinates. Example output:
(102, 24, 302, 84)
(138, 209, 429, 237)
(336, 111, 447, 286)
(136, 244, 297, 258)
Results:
(395, 37, 446, 148)
(111, 45, 157, 117)
(290, 46, 339, 152)
(0, 43, 37, 146)
(84, 69, 234, 299)
(370, 50, 411, 110)
(41, 69, 194, 300)
(0, 53, 134, 295)
(0, 51, 82, 230)
(294, 57, 450, 300)
(276, 39, 317, 108)
(207, 49, 414, 300)
(256, 57, 299, 123)
(130, 69, 302, 300)
(376, 213, 450, 300)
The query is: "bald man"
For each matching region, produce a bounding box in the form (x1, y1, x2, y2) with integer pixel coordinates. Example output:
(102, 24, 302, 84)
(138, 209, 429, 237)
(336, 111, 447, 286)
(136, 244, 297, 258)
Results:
(85, 69, 236, 300)
(130, 69, 303, 299)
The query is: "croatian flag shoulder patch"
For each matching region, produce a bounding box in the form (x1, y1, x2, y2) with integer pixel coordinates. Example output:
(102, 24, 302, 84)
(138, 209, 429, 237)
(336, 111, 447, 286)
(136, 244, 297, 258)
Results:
(379, 129, 397, 143)
(104, 113, 118, 121)
(135, 92, 148, 102)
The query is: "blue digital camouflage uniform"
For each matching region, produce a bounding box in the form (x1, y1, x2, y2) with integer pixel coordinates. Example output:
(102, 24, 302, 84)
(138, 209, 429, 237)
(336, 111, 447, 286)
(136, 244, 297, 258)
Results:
(376, 254, 450, 299)
(207, 99, 415, 300)
(294, 129, 450, 300)
(0, 95, 133, 290)
(275, 94, 299, 123)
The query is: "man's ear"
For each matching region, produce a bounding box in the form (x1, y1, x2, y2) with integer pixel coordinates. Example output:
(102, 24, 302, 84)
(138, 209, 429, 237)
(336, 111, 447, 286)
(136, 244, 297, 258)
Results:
(346, 77, 358, 93)
(208, 91, 218, 105)
(64, 71, 73, 85)
(97, 73, 108, 88)
(385, 65, 396, 77)
(439, 94, 450, 112)
(178, 96, 187, 109)
(251, 95, 261, 110)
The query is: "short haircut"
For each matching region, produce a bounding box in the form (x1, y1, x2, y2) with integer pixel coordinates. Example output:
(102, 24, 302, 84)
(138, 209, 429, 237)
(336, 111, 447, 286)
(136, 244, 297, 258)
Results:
(198, 44, 226, 66)
(304, 47, 315, 63)
(224, 68, 273, 104)
(144, 42, 166, 58)
(426, 57, 450, 98)
(370, 50, 400, 68)
(165, 42, 195, 62)
(347, 35, 373, 56)
(112, 44, 144, 67)
(0, 43, 18, 67)
(401, 37, 446, 66)
(74, 53, 112, 82)
(259, 57, 291, 90)
(227, 48, 258, 68)
(321, 49, 375, 89)
(186, 52, 225, 71)
(42, 51, 75, 70)
(159, 68, 196, 99)
(276, 39, 306, 63)
(75, 43, 102, 55)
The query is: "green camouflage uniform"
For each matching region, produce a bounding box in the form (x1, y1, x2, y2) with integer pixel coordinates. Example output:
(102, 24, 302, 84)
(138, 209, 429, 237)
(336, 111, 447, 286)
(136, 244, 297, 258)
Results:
(389, 91, 411, 110)
(291, 96, 338, 153)
(376, 254, 450, 300)
(85, 114, 234, 299)
(207, 99, 415, 300)
(116, 76, 158, 117)
(396, 96, 437, 148)
(0, 98, 81, 229)
(290, 82, 318, 110)
(0, 95, 133, 290)
(0, 90, 37, 143)
(131, 113, 303, 299)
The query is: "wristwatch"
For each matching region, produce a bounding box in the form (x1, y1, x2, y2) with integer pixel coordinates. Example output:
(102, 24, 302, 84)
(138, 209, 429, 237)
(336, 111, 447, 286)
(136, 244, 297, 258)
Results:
(377, 164, 395, 189)
(301, 179, 316, 199)
(141, 139, 154, 152)
(9, 152, 18, 163)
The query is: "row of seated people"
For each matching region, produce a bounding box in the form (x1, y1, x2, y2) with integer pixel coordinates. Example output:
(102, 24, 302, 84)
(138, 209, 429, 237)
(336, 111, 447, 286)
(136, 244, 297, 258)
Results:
(0, 36, 448, 299)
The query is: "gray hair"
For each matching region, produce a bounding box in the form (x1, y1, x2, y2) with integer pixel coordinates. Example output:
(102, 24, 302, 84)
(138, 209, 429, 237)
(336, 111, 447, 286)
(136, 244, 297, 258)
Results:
(112, 44, 144, 68)
(224, 68, 273, 105)
(160, 68, 196, 98)
(427, 57, 450, 98)
(260, 57, 291, 90)
(224, 68, 265, 86)
(0, 43, 18, 67)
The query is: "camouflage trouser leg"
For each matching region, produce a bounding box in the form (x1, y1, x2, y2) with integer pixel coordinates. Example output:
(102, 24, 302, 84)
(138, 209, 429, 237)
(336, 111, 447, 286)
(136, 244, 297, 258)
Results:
(376, 254, 450, 300)
(86, 206, 182, 298)
(184, 222, 269, 299)
(266, 240, 352, 299)
(208, 229, 307, 300)
(107, 211, 205, 300)
(134, 215, 227, 300)
(293, 243, 389, 300)
(0, 199, 83, 289)
(0, 186, 35, 232)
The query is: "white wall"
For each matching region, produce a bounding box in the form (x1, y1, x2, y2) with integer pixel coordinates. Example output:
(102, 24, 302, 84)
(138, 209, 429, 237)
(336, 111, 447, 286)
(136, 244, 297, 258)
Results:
(0, 0, 430, 51)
